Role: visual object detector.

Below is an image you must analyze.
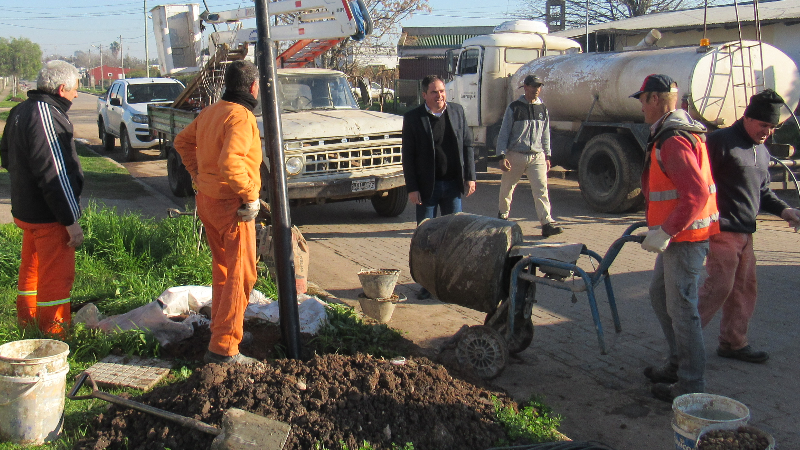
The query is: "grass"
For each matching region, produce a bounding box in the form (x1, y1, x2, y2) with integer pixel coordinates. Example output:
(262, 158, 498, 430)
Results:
(494, 396, 564, 445)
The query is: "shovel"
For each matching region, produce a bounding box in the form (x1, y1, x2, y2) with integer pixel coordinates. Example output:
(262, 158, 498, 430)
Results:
(68, 372, 291, 450)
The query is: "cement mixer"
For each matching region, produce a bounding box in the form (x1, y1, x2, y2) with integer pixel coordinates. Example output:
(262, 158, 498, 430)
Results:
(446, 21, 800, 213)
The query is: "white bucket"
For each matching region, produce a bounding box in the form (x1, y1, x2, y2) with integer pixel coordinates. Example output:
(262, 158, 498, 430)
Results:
(672, 393, 750, 450)
(0, 339, 70, 445)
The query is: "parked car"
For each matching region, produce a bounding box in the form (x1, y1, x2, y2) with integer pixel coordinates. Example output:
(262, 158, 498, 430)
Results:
(351, 81, 394, 101)
(97, 77, 185, 161)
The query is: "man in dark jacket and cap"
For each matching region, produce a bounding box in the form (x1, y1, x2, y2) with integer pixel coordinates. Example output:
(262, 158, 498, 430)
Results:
(0, 60, 84, 335)
(698, 89, 800, 363)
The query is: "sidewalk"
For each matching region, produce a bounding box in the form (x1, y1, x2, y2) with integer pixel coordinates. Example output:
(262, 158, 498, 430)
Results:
(293, 173, 800, 450)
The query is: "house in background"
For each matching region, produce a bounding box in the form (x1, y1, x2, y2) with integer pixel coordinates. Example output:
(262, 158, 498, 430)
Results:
(87, 65, 132, 87)
(396, 25, 494, 104)
(551, 0, 800, 69)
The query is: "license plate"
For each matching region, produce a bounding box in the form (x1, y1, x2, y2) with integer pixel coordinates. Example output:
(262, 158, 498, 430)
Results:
(351, 178, 376, 192)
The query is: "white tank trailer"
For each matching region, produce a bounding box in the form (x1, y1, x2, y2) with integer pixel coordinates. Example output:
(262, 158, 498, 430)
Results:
(521, 41, 800, 212)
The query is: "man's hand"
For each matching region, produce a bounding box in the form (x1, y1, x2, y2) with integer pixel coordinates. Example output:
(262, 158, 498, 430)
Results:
(781, 207, 800, 232)
(641, 226, 671, 254)
(499, 157, 511, 172)
(465, 180, 476, 197)
(237, 200, 260, 222)
(546, 159, 551, 171)
(66, 222, 84, 248)
(408, 191, 422, 205)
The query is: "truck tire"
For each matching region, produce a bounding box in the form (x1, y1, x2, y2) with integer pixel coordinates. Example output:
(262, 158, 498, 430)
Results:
(578, 133, 644, 213)
(167, 148, 194, 197)
(120, 130, 138, 162)
(99, 119, 115, 152)
(371, 186, 407, 217)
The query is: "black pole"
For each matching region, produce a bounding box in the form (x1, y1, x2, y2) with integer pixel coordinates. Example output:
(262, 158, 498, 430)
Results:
(253, 0, 302, 359)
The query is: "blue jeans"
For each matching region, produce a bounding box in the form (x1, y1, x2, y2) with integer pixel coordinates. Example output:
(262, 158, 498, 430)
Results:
(415, 179, 463, 225)
(649, 241, 709, 393)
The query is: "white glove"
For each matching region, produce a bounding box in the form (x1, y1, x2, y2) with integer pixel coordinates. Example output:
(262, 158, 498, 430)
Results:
(237, 200, 260, 222)
(641, 226, 672, 254)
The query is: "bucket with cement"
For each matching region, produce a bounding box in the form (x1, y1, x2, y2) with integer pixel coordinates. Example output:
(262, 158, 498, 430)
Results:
(672, 393, 750, 450)
(0, 339, 70, 445)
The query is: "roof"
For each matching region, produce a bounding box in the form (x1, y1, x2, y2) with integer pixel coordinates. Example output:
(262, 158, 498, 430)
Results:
(552, 0, 800, 38)
(398, 26, 496, 49)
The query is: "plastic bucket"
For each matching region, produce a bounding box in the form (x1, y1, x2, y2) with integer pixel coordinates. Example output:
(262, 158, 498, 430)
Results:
(358, 269, 400, 299)
(696, 423, 775, 450)
(672, 393, 750, 450)
(0, 339, 70, 445)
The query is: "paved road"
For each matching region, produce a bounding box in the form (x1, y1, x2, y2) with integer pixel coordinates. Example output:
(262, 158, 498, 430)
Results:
(52, 88, 800, 448)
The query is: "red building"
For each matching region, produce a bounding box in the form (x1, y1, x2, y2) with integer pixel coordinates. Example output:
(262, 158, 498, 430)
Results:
(87, 65, 131, 86)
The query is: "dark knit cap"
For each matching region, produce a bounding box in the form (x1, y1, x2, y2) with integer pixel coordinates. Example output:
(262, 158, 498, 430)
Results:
(744, 89, 784, 124)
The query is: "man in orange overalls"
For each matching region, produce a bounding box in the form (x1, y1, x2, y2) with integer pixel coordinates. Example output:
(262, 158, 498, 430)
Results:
(0, 60, 84, 336)
(174, 61, 263, 365)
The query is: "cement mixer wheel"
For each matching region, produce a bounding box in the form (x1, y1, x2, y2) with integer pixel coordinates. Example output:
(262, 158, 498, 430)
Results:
(455, 325, 508, 379)
(486, 313, 534, 355)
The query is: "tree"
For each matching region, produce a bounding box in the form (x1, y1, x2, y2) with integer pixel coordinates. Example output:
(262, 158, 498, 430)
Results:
(110, 41, 120, 57)
(515, 0, 721, 31)
(0, 37, 42, 96)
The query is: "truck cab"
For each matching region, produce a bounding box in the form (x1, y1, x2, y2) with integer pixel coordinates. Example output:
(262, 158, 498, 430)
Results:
(445, 20, 581, 166)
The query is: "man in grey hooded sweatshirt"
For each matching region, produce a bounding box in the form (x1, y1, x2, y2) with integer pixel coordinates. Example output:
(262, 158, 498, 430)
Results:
(496, 74, 563, 237)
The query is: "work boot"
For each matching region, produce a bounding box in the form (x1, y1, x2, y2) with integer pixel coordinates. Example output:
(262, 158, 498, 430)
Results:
(542, 222, 564, 237)
(240, 331, 254, 347)
(498, 212, 509, 220)
(204, 351, 258, 365)
(717, 345, 769, 363)
(643, 363, 679, 384)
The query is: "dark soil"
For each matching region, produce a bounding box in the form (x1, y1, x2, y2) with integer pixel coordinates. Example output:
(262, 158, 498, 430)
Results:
(76, 320, 522, 450)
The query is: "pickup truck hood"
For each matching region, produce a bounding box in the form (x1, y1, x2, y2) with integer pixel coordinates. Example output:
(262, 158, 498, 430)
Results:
(263, 109, 402, 140)
(127, 102, 172, 115)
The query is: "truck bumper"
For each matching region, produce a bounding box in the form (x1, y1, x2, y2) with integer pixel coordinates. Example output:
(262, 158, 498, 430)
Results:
(287, 172, 405, 201)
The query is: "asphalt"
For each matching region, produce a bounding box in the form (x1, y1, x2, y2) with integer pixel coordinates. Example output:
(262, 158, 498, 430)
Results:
(3, 82, 800, 449)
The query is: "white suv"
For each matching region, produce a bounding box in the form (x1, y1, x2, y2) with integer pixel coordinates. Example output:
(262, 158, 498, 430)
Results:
(97, 78, 184, 161)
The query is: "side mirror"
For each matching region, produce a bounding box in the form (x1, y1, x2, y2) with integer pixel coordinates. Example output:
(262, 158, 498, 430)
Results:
(110, 98, 122, 107)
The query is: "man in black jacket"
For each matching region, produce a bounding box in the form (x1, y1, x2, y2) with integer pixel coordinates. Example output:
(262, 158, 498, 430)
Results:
(698, 89, 800, 363)
(0, 60, 84, 335)
(402, 75, 476, 299)
(402, 75, 476, 224)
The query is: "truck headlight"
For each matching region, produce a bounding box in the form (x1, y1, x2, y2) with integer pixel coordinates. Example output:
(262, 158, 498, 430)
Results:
(132, 114, 149, 124)
(285, 156, 304, 175)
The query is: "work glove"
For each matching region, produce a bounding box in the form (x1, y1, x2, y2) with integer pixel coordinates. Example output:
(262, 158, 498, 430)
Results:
(237, 200, 260, 222)
(641, 226, 672, 254)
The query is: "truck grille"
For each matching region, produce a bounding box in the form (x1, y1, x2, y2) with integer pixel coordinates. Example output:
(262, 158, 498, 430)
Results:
(292, 133, 403, 175)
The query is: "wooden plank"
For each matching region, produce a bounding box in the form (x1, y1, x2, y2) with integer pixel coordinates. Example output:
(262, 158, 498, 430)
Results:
(85, 355, 172, 392)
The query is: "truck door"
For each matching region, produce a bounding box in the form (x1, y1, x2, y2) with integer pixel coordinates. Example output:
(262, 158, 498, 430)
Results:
(452, 46, 482, 127)
(107, 82, 124, 135)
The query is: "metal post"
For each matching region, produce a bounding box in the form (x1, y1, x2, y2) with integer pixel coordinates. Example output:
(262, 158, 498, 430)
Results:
(145, 0, 150, 78)
(253, 0, 302, 359)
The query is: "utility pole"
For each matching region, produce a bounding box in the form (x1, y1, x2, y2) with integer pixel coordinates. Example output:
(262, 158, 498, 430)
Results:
(145, 0, 150, 77)
(120, 35, 125, 79)
(92, 44, 104, 89)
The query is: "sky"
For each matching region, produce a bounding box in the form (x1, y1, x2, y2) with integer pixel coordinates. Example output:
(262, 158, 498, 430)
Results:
(1, 0, 521, 62)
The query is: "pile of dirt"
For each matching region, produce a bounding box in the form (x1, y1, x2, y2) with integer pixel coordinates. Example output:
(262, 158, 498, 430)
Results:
(75, 353, 517, 450)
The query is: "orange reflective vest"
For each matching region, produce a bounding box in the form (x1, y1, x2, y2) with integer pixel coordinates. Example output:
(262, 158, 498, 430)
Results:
(647, 132, 719, 243)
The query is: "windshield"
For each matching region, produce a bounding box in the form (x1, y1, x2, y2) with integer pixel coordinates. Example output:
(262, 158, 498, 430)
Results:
(275, 73, 359, 113)
(126, 83, 183, 104)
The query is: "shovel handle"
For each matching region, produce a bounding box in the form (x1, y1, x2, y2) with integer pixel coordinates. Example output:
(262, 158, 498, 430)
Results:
(68, 372, 222, 436)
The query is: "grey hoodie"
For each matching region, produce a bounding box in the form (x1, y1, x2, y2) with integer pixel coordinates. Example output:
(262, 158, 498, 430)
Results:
(496, 95, 550, 157)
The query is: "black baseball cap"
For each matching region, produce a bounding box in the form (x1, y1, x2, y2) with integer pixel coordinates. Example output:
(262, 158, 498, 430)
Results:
(630, 74, 678, 99)
(522, 75, 543, 87)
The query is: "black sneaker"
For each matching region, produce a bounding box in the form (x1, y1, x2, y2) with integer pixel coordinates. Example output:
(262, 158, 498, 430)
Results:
(644, 363, 679, 383)
(717, 345, 769, 363)
(498, 212, 509, 220)
(542, 222, 564, 237)
(417, 287, 431, 300)
(203, 351, 258, 365)
(651, 383, 679, 402)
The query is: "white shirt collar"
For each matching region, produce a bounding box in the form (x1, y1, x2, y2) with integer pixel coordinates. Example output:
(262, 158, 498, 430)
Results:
(425, 102, 447, 117)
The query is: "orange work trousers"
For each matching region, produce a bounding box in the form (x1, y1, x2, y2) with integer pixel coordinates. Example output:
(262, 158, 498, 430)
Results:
(196, 192, 257, 357)
(14, 219, 75, 335)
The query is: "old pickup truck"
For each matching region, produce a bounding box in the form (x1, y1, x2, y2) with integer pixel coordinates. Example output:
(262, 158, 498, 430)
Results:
(149, 67, 407, 217)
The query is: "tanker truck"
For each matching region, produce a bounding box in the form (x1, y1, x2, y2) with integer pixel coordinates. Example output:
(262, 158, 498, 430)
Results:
(446, 21, 800, 212)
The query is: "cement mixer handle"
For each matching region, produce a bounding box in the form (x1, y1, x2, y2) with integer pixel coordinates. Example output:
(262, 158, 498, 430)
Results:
(68, 372, 222, 436)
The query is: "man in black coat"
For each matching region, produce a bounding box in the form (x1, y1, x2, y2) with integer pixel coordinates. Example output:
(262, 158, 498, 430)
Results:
(402, 75, 476, 225)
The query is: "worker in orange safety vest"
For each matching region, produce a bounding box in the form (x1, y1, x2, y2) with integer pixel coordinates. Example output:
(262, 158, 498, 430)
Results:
(632, 74, 720, 403)
(174, 60, 263, 365)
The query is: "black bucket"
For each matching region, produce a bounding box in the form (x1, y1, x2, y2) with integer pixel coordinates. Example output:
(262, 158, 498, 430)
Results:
(409, 213, 523, 313)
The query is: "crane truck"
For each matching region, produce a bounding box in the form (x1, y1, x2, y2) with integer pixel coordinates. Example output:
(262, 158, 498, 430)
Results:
(446, 21, 800, 213)
(147, 1, 408, 217)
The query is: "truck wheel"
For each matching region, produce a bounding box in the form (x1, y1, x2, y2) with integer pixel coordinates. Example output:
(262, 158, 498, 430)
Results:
(578, 134, 644, 213)
(121, 130, 138, 162)
(99, 119, 115, 152)
(167, 149, 194, 197)
(371, 186, 407, 217)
